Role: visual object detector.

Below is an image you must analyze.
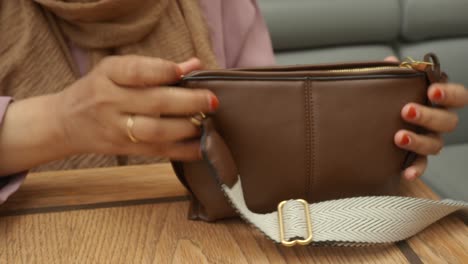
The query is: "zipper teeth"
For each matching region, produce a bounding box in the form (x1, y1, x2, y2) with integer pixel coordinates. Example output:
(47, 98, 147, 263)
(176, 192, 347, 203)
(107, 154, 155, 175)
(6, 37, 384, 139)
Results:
(184, 65, 422, 80)
(324, 66, 405, 73)
(183, 73, 424, 82)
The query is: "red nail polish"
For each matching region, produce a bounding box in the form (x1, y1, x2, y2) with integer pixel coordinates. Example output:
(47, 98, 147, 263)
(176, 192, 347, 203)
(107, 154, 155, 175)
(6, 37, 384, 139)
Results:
(400, 134, 411, 146)
(210, 95, 219, 111)
(432, 88, 444, 101)
(406, 106, 418, 119)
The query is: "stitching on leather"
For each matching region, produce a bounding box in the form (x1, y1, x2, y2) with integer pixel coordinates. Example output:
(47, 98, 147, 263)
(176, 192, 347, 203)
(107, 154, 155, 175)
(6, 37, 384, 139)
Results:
(310, 80, 316, 202)
(304, 79, 311, 201)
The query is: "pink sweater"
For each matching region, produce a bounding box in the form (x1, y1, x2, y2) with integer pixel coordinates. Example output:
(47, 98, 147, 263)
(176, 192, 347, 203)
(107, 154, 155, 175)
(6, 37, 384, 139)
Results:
(0, 0, 275, 204)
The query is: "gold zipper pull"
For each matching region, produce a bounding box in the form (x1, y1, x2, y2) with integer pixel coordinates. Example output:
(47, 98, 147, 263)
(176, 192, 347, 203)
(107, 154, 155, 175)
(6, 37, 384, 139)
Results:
(400, 57, 434, 71)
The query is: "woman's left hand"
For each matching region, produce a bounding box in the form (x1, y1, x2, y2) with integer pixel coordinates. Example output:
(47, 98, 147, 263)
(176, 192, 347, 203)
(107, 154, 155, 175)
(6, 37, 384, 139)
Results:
(386, 56, 468, 180)
(396, 82, 468, 180)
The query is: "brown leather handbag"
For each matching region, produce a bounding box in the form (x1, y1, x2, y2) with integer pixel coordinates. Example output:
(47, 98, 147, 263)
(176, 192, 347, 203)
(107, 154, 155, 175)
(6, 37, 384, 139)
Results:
(172, 53, 468, 246)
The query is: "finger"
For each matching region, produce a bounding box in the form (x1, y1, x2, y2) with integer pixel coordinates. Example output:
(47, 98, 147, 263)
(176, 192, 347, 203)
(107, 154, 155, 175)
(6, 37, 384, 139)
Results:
(98, 55, 183, 86)
(394, 130, 443, 155)
(402, 156, 427, 181)
(126, 140, 202, 161)
(118, 86, 219, 115)
(428, 83, 468, 108)
(122, 115, 200, 144)
(179, 58, 202, 75)
(384, 56, 399, 62)
(401, 103, 458, 133)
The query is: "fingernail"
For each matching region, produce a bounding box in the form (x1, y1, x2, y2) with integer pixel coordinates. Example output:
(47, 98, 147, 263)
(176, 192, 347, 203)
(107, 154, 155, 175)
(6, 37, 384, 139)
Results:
(432, 88, 444, 101)
(405, 168, 419, 181)
(186, 57, 199, 63)
(175, 66, 183, 77)
(400, 134, 411, 146)
(178, 58, 199, 75)
(406, 105, 419, 120)
(209, 94, 219, 111)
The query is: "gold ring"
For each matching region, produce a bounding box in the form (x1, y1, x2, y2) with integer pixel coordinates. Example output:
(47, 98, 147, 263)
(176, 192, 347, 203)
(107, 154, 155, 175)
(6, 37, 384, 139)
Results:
(126, 115, 140, 143)
(189, 112, 206, 127)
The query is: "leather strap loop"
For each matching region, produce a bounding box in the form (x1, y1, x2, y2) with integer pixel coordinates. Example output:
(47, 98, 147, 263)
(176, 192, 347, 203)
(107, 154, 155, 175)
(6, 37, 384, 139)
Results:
(424, 53, 448, 84)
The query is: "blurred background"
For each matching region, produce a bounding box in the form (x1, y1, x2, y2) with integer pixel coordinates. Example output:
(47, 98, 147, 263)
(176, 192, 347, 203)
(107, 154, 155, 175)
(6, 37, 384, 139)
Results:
(258, 0, 468, 201)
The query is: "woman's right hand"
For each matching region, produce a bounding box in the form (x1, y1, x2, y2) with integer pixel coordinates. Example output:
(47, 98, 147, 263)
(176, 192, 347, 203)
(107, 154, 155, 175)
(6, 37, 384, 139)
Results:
(0, 56, 217, 176)
(54, 56, 218, 160)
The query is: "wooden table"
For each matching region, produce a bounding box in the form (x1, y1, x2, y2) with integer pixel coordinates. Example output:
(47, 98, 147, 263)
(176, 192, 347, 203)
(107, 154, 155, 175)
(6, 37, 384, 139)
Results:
(0, 164, 466, 263)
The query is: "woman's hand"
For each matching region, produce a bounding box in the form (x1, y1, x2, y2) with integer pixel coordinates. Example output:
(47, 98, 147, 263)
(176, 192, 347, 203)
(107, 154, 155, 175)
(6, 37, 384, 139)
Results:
(396, 83, 468, 180)
(0, 56, 216, 175)
(56, 55, 217, 160)
(385, 56, 468, 180)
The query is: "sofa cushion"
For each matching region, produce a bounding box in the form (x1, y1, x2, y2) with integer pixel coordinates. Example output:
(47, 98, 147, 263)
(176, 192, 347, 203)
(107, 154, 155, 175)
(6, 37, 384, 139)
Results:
(422, 143, 468, 201)
(401, 0, 468, 42)
(400, 38, 468, 144)
(275, 45, 396, 65)
(258, 0, 400, 51)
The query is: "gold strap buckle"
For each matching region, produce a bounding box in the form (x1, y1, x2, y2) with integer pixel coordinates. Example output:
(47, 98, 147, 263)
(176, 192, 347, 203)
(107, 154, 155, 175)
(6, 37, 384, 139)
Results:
(277, 199, 313, 246)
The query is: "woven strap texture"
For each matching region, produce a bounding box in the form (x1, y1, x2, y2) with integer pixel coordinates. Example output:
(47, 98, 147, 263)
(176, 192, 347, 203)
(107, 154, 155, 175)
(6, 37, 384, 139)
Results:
(222, 178, 468, 246)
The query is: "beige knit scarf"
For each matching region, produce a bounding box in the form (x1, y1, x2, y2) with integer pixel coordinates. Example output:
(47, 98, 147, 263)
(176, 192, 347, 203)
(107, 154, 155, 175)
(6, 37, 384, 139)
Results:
(0, 0, 218, 171)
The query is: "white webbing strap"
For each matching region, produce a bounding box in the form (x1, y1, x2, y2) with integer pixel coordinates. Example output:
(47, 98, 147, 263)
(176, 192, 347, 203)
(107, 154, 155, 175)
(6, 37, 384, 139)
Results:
(222, 177, 468, 246)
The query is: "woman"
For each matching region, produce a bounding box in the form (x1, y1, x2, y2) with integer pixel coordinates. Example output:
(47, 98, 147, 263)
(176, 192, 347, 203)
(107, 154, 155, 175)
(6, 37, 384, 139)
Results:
(0, 0, 467, 203)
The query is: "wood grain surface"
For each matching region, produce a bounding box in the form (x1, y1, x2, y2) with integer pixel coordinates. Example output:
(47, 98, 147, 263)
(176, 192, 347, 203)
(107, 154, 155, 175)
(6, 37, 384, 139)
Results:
(0, 164, 188, 215)
(0, 163, 466, 263)
(402, 180, 468, 263)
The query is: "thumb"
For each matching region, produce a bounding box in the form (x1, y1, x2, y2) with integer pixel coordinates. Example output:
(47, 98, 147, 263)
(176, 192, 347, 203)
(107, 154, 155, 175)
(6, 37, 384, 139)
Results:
(178, 58, 203, 75)
(384, 56, 399, 62)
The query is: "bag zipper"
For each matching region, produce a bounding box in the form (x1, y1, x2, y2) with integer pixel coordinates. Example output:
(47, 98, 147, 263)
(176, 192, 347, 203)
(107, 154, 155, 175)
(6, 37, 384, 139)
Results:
(325, 58, 434, 73)
(183, 57, 436, 81)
